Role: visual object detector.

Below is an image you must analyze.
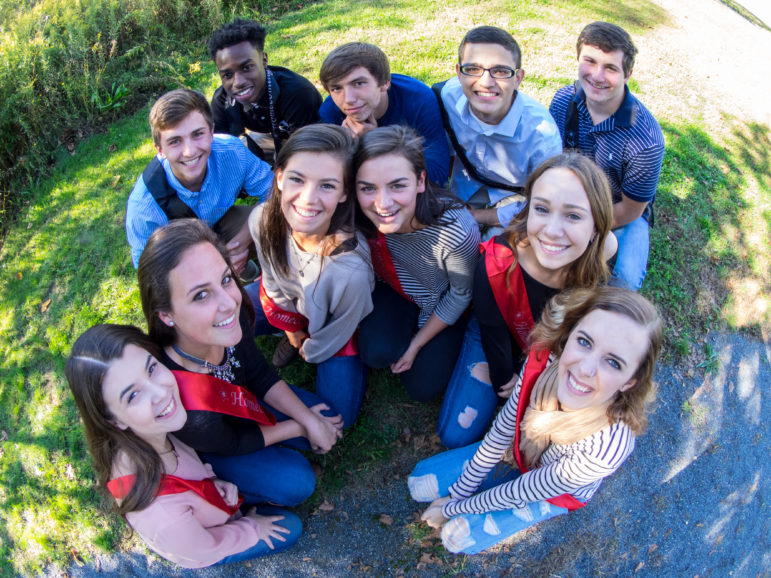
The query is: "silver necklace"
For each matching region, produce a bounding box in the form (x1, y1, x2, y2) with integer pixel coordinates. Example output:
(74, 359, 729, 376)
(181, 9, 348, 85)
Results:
(171, 344, 240, 383)
(289, 236, 318, 277)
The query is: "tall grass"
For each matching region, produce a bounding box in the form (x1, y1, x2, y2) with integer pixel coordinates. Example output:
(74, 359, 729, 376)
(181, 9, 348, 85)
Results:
(0, 0, 227, 233)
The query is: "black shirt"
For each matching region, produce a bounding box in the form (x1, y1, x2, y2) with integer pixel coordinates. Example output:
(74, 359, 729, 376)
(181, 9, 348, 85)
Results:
(160, 311, 281, 455)
(211, 65, 322, 159)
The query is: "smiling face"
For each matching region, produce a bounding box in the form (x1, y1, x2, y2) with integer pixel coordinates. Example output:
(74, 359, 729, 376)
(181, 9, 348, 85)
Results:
(277, 151, 347, 244)
(457, 42, 523, 125)
(327, 66, 390, 122)
(158, 242, 243, 353)
(102, 344, 187, 440)
(577, 44, 629, 112)
(356, 153, 426, 234)
(557, 309, 648, 411)
(215, 40, 268, 107)
(526, 167, 596, 273)
(154, 111, 213, 192)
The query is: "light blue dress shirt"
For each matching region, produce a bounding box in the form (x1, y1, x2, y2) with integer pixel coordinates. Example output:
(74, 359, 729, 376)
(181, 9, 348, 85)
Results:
(441, 77, 561, 226)
(125, 134, 273, 267)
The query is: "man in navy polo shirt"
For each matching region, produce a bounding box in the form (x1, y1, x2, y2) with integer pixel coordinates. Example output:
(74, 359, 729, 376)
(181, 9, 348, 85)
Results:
(318, 42, 450, 186)
(550, 21, 665, 291)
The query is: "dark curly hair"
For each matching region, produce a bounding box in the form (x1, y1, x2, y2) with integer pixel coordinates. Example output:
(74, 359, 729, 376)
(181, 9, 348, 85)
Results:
(208, 18, 267, 59)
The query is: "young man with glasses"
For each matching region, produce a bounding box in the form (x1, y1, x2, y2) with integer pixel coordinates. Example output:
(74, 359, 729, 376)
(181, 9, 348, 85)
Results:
(549, 22, 664, 291)
(435, 26, 561, 232)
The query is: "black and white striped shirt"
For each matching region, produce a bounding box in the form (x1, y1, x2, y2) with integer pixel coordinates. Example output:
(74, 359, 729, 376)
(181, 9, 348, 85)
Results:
(385, 206, 480, 326)
(443, 356, 635, 517)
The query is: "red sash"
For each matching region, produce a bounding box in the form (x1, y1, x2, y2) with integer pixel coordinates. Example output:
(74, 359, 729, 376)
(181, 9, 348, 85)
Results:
(481, 238, 535, 351)
(367, 232, 413, 303)
(107, 473, 242, 516)
(512, 348, 586, 511)
(258, 278, 358, 357)
(172, 371, 276, 426)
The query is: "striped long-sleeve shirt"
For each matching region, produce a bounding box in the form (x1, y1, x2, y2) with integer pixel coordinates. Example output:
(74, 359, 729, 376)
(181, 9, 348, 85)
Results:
(443, 356, 635, 517)
(384, 206, 480, 327)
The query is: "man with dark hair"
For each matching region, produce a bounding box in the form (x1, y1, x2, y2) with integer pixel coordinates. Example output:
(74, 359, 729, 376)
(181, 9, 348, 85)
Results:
(208, 19, 322, 163)
(126, 89, 272, 272)
(435, 26, 561, 231)
(319, 42, 450, 185)
(549, 21, 664, 290)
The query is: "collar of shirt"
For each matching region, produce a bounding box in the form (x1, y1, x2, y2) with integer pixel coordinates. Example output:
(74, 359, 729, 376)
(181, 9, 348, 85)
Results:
(574, 84, 638, 132)
(160, 154, 212, 198)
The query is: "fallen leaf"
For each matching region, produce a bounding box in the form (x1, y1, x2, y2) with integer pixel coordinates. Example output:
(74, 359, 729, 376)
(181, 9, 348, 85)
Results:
(302, 557, 312, 562)
(0, 431, 7, 441)
(108, 143, 117, 152)
(111, 175, 122, 187)
(318, 500, 334, 513)
(648, 544, 658, 554)
(379, 514, 393, 525)
(635, 562, 645, 573)
(41, 298, 52, 312)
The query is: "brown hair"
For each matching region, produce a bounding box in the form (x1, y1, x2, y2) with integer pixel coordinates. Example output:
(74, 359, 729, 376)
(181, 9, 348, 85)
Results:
(353, 125, 463, 238)
(259, 124, 358, 275)
(137, 219, 254, 347)
(505, 153, 613, 289)
(65, 324, 166, 515)
(577, 21, 637, 77)
(319, 42, 390, 90)
(149, 89, 213, 147)
(458, 26, 522, 69)
(529, 286, 663, 434)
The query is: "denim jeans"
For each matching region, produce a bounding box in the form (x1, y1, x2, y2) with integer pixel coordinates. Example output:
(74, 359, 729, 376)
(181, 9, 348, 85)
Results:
(213, 505, 302, 566)
(408, 442, 570, 555)
(358, 282, 467, 402)
(610, 216, 649, 291)
(246, 279, 367, 428)
(437, 316, 499, 448)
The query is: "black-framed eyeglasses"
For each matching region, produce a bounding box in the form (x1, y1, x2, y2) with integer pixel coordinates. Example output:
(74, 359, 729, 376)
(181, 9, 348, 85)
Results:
(459, 64, 519, 79)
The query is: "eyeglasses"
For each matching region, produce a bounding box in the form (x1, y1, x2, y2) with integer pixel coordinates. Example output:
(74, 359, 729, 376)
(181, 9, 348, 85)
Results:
(459, 64, 519, 79)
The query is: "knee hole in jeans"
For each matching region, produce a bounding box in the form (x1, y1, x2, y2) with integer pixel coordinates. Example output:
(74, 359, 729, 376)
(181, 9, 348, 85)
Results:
(470, 362, 491, 385)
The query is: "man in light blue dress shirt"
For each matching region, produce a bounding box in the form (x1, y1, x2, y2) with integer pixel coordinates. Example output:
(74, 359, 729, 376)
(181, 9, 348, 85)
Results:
(436, 27, 561, 233)
(125, 89, 273, 272)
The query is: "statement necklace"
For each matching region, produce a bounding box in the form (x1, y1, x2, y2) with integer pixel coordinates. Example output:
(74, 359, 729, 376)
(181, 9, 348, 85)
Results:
(171, 344, 240, 383)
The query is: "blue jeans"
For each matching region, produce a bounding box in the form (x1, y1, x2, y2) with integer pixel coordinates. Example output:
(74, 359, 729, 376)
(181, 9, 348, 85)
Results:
(200, 385, 329, 506)
(358, 282, 467, 402)
(247, 279, 367, 428)
(408, 443, 570, 555)
(437, 316, 499, 449)
(610, 216, 649, 291)
(214, 505, 302, 565)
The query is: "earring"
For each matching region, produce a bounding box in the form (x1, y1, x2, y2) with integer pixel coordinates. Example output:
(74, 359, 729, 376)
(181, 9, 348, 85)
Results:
(168, 321, 174, 327)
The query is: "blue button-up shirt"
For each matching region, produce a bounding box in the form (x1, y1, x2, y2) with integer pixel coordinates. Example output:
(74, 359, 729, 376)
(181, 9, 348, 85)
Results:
(126, 134, 272, 266)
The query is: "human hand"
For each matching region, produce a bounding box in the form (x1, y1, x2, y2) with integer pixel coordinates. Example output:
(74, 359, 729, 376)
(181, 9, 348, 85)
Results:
(310, 402, 344, 433)
(391, 341, 420, 374)
(245, 508, 290, 550)
(226, 217, 254, 275)
(341, 113, 377, 138)
(302, 407, 341, 453)
(213, 478, 239, 507)
(285, 329, 308, 350)
(421, 496, 452, 529)
(497, 372, 519, 399)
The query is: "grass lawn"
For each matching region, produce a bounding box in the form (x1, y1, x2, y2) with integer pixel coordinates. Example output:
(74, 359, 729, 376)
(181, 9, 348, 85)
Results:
(0, 0, 768, 573)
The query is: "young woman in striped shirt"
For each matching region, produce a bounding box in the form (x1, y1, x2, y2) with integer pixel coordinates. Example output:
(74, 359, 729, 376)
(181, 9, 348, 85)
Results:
(353, 126, 480, 402)
(438, 153, 618, 448)
(409, 286, 662, 555)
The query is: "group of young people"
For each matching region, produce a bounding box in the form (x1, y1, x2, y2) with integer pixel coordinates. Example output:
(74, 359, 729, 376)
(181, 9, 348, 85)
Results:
(66, 17, 665, 568)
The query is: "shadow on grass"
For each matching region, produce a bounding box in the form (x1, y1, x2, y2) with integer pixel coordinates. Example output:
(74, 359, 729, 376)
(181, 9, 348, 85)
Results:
(647, 119, 770, 342)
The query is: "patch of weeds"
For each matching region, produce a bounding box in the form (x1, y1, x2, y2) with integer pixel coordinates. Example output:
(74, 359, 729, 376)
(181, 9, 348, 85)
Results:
(696, 341, 721, 375)
(681, 399, 708, 430)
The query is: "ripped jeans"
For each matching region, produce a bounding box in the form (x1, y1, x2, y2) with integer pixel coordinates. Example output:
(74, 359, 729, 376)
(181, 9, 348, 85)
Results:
(437, 316, 500, 448)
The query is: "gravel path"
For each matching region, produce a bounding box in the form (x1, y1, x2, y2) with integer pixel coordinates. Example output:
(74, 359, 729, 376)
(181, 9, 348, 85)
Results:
(61, 1, 770, 575)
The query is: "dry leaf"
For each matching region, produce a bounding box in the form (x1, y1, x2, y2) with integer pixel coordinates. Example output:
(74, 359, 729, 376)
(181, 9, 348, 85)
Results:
(379, 514, 393, 525)
(318, 500, 334, 512)
(302, 557, 312, 562)
(108, 143, 117, 152)
(635, 562, 645, 573)
(111, 175, 122, 187)
(41, 298, 52, 312)
(648, 544, 658, 554)
(0, 431, 7, 441)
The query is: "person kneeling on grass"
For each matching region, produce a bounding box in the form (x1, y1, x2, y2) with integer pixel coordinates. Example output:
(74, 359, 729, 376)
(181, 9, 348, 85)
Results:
(408, 286, 662, 554)
(66, 324, 300, 568)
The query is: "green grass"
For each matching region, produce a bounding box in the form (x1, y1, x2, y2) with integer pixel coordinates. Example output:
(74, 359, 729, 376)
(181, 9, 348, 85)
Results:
(0, 0, 768, 573)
